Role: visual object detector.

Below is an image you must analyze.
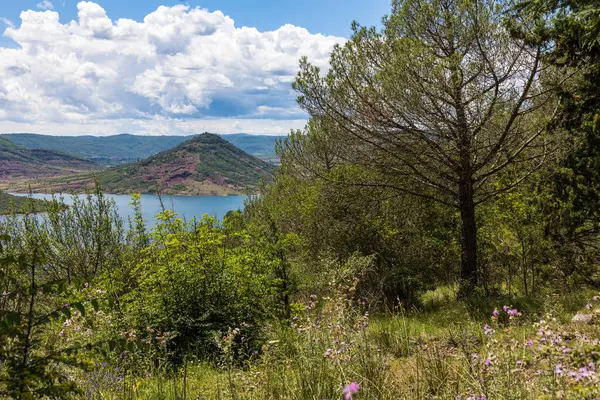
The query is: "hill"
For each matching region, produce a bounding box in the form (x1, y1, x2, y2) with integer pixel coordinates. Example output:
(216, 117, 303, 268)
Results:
(0, 191, 51, 215)
(0, 137, 100, 182)
(12, 133, 275, 196)
(0, 133, 283, 165)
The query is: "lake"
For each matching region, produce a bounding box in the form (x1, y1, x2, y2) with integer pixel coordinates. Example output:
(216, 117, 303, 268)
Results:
(9, 193, 248, 228)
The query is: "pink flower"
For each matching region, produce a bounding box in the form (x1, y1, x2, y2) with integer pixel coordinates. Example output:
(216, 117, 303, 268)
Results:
(492, 309, 499, 317)
(484, 359, 492, 366)
(343, 382, 360, 399)
(483, 324, 495, 335)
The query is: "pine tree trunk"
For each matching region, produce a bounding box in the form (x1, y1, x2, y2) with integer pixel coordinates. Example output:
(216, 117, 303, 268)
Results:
(458, 178, 478, 296)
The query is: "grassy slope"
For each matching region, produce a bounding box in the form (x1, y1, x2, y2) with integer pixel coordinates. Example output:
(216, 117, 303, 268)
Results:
(0, 133, 282, 165)
(12, 133, 275, 195)
(82, 286, 600, 399)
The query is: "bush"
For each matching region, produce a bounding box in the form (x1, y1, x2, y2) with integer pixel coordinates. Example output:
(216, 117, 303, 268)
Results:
(121, 210, 281, 366)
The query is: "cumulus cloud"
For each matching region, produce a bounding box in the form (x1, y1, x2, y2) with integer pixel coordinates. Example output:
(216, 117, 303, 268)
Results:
(0, 2, 344, 135)
(36, 0, 54, 10)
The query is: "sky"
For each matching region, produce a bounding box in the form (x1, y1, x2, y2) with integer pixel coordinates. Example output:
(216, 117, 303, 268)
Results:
(0, 0, 389, 136)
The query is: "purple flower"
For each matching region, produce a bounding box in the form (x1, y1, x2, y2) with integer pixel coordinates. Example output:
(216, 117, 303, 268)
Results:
(343, 382, 360, 400)
(503, 305, 509, 313)
(484, 359, 492, 366)
(492, 310, 499, 317)
(555, 364, 564, 375)
(483, 324, 495, 335)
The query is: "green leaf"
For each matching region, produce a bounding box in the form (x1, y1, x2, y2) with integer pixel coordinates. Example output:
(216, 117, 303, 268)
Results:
(91, 299, 99, 312)
(5, 311, 21, 326)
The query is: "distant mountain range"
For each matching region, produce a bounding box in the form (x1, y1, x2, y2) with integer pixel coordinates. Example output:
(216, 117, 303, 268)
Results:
(2, 134, 275, 196)
(0, 137, 99, 182)
(0, 133, 283, 165)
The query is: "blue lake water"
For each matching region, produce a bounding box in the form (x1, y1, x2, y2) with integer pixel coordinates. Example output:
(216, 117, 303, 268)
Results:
(9, 193, 248, 228)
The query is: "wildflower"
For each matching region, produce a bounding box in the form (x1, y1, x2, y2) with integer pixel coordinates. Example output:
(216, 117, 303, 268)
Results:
(586, 303, 593, 309)
(483, 324, 495, 335)
(527, 339, 533, 346)
(503, 305, 509, 313)
(484, 359, 492, 366)
(568, 371, 581, 381)
(555, 364, 564, 375)
(343, 382, 360, 400)
(492, 309, 499, 317)
(145, 372, 151, 378)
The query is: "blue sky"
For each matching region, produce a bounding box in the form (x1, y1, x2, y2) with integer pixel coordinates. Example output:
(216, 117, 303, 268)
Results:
(1, 1, 389, 40)
(0, 0, 389, 136)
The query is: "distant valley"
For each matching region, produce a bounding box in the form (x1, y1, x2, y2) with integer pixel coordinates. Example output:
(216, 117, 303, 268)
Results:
(0, 133, 283, 165)
(0, 132, 281, 197)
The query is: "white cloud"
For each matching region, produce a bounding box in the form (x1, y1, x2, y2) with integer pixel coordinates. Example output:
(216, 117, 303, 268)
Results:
(36, 0, 54, 10)
(0, 116, 307, 136)
(0, 2, 344, 135)
(0, 18, 14, 28)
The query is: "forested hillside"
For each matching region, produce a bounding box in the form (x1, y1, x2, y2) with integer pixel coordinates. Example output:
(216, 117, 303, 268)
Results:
(2, 0, 600, 399)
(0, 190, 50, 214)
